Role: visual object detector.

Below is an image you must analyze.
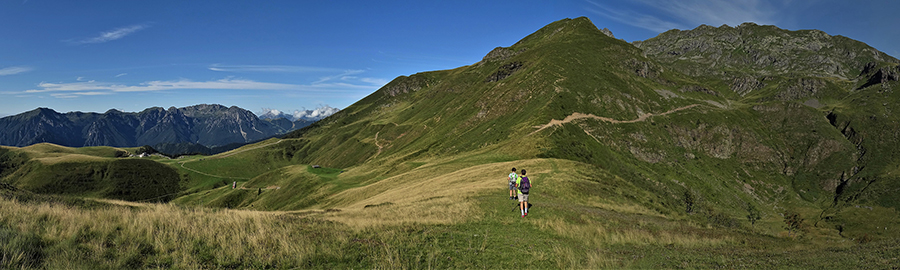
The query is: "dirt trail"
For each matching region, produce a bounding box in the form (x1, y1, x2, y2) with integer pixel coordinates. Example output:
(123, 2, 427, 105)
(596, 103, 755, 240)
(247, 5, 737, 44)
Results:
(371, 132, 384, 160)
(215, 139, 284, 159)
(179, 162, 250, 180)
(530, 104, 699, 135)
(177, 140, 286, 180)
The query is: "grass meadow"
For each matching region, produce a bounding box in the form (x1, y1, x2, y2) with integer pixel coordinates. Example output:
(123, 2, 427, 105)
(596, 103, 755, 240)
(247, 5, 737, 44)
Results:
(4, 156, 899, 269)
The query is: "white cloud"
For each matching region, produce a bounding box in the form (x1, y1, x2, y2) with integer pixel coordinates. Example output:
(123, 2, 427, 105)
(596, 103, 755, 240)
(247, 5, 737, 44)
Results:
(14, 77, 383, 99)
(587, 0, 779, 33)
(50, 92, 110, 98)
(115, 73, 128, 77)
(25, 78, 301, 93)
(0, 66, 33, 76)
(360, 77, 389, 87)
(313, 70, 365, 84)
(70, 24, 150, 44)
(586, 1, 685, 32)
(209, 64, 389, 89)
(208, 64, 344, 73)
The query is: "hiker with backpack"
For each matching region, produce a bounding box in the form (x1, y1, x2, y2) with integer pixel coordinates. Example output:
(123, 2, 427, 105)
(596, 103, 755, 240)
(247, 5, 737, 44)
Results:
(516, 169, 531, 217)
(507, 167, 518, 200)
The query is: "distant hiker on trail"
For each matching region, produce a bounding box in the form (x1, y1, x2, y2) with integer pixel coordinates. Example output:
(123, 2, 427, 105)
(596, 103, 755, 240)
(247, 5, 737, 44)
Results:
(232, 181, 236, 189)
(516, 169, 531, 217)
(508, 167, 518, 200)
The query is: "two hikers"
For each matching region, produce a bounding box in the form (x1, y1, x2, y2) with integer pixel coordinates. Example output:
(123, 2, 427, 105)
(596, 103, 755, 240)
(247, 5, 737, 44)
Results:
(508, 168, 518, 200)
(516, 169, 531, 217)
(506, 167, 532, 217)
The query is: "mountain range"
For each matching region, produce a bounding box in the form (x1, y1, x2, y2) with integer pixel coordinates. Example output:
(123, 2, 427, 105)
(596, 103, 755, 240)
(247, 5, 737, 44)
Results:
(0, 104, 327, 154)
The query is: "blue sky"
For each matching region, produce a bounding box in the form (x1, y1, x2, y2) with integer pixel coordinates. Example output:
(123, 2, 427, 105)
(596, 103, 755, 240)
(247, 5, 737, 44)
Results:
(2, 0, 898, 117)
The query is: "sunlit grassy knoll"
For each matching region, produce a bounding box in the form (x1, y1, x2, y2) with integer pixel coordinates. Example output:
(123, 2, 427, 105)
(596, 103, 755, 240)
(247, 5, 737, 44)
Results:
(175, 140, 298, 181)
(211, 137, 283, 157)
(9, 143, 128, 161)
(31, 154, 107, 165)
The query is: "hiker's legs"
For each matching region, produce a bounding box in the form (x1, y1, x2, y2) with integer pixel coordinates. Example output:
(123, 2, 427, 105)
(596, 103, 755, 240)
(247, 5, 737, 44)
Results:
(520, 194, 529, 215)
(522, 194, 528, 215)
(518, 195, 526, 216)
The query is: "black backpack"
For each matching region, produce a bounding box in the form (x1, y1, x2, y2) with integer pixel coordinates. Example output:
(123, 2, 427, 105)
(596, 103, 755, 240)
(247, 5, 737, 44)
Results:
(518, 176, 531, 194)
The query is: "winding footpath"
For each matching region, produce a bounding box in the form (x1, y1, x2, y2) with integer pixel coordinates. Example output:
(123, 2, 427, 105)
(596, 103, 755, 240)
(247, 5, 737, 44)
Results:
(530, 104, 699, 135)
(214, 139, 285, 159)
(178, 139, 286, 180)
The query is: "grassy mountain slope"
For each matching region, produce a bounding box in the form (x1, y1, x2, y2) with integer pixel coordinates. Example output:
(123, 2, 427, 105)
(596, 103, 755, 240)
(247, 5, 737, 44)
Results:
(1, 144, 181, 202)
(164, 17, 900, 245)
(3, 17, 900, 268)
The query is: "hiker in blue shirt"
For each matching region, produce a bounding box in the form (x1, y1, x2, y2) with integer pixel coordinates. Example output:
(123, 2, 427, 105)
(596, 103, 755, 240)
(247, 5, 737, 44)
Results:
(507, 167, 518, 200)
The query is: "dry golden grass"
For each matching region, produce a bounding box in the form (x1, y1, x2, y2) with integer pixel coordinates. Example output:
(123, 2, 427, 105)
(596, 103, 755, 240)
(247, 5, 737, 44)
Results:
(0, 197, 345, 268)
(320, 158, 552, 228)
(32, 154, 107, 165)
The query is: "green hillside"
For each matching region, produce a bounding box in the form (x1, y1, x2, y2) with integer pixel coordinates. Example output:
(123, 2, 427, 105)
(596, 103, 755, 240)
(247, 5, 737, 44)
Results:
(2, 17, 900, 268)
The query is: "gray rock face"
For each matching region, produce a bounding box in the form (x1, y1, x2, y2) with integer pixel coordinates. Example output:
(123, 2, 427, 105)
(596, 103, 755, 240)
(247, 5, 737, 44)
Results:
(382, 74, 429, 97)
(635, 23, 899, 79)
(858, 62, 900, 89)
(731, 76, 766, 96)
(485, 62, 524, 82)
(600, 27, 614, 38)
(482, 47, 518, 62)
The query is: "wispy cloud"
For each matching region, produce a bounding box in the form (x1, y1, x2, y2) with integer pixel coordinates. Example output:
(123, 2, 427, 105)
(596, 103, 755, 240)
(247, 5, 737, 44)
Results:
(586, 1, 685, 32)
(115, 73, 128, 78)
(0, 66, 33, 76)
(50, 92, 111, 98)
(69, 24, 150, 44)
(586, 0, 779, 33)
(208, 64, 388, 88)
(359, 77, 389, 86)
(313, 70, 365, 84)
(25, 78, 301, 93)
(208, 64, 345, 73)
(12, 77, 383, 98)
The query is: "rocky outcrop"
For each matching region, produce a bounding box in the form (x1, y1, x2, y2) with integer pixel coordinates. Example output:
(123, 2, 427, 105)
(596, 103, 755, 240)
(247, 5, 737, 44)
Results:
(485, 61, 524, 82)
(481, 46, 524, 63)
(775, 78, 826, 101)
(857, 62, 900, 89)
(382, 74, 429, 97)
(730, 76, 766, 96)
(600, 27, 614, 38)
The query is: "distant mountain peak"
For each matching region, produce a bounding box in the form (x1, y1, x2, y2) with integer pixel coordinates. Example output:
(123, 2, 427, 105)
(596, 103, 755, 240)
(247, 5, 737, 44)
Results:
(258, 105, 339, 121)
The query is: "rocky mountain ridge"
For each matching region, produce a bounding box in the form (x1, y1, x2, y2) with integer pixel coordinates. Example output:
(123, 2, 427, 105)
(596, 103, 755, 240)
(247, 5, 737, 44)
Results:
(0, 104, 313, 149)
(633, 22, 899, 80)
